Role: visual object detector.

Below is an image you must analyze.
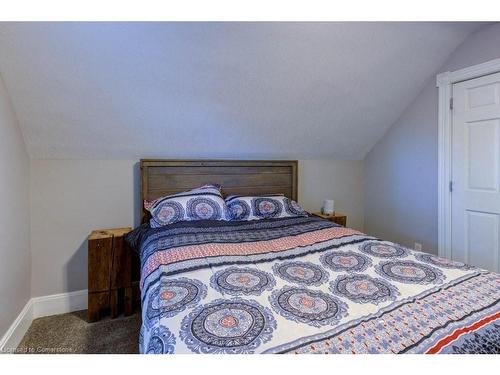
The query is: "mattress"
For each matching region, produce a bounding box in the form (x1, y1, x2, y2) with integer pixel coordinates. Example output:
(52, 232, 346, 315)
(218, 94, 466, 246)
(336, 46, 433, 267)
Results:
(126, 216, 500, 354)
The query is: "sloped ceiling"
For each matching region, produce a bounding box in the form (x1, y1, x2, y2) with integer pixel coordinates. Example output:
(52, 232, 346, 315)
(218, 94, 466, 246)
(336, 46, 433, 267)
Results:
(0, 22, 488, 160)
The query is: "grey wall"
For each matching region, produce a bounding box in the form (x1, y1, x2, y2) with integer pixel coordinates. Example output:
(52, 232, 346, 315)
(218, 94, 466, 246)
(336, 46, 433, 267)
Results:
(0, 74, 30, 338)
(30, 159, 364, 296)
(30, 160, 138, 296)
(364, 23, 500, 255)
(299, 160, 364, 230)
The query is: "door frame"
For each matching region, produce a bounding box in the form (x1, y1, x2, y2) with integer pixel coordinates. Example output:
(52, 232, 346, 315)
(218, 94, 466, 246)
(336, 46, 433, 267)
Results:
(436, 58, 500, 259)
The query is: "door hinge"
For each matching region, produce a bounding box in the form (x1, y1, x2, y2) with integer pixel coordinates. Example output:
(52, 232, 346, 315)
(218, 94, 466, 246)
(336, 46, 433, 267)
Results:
(449, 181, 453, 192)
(450, 97, 454, 110)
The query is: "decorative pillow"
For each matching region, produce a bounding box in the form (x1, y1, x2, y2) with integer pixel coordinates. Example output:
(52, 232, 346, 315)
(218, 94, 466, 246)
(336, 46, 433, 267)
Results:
(145, 184, 230, 228)
(225, 195, 308, 221)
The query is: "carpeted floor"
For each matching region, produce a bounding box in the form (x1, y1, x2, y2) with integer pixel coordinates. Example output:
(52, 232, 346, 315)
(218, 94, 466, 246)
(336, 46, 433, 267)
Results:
(16, 310, 141, 354)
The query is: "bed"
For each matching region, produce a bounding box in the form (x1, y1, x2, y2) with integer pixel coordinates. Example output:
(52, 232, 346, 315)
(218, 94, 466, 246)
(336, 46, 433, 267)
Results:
(126, 159, 500, 354)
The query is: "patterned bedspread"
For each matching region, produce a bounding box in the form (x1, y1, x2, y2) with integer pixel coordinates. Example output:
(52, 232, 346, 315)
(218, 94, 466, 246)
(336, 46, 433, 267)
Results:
(126, 216, 500, 354)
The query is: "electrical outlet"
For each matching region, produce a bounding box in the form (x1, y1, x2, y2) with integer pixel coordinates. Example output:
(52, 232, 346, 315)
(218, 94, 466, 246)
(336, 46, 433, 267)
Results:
(414, 242, 422, 251)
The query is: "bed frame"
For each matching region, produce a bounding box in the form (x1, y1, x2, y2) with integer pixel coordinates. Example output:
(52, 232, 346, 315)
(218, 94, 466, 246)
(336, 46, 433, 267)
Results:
(140, 159, 298, 222)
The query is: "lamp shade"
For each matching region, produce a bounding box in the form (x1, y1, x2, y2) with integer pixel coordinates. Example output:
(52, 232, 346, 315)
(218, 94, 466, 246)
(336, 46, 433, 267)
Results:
(322, 199, 335, 215)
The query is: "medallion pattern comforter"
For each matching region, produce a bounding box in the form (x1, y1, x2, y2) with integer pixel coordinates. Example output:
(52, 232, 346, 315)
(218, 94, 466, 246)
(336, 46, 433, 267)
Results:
(126, 216, 500, 354)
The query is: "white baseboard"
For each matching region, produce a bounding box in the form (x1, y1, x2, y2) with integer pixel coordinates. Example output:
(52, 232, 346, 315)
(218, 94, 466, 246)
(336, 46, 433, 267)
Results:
(0, 300, 34, 353)
(0, 289, 88, 353)
(31, 289, 88, 319)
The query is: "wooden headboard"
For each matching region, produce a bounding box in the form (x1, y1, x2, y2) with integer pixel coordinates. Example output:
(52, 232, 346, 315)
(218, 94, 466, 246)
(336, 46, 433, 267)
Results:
(141, 159, 298, 221)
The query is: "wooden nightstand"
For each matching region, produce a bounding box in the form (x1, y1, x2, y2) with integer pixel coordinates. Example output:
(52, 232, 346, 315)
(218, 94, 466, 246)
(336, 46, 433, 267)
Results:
(88, 227, 132, 322)
(312, 212, 347, 227)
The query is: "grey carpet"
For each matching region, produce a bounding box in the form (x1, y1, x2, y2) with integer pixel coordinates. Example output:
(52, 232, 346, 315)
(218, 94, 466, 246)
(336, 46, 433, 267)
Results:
(17, 310, 141, 354)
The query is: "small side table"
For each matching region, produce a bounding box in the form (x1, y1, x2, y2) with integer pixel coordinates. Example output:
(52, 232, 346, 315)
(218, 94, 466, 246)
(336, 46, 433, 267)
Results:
(88, 227, 132, 322)
(312, 212, 347, 227)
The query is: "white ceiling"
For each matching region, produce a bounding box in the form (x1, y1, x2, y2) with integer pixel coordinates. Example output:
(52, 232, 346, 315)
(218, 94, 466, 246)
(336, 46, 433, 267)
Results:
(0, 22, 489, 160)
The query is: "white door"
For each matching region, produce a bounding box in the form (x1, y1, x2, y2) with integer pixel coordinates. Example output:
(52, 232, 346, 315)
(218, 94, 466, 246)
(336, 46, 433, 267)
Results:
(451, 72, 500, 272)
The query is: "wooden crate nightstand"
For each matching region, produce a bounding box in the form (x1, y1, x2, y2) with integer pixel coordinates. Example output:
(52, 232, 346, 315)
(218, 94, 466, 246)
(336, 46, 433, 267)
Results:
(312, 212, 347, 227)
(88, 227, 132, 322)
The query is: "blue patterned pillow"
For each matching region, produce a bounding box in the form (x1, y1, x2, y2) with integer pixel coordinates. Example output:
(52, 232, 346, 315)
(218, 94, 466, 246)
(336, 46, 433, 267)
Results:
(225, 195, 308, 221)
(146, 185, 230, 228)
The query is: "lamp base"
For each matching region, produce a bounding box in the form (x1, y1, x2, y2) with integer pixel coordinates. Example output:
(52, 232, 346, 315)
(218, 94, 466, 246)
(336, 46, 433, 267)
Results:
(321, 209, 335, 216)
